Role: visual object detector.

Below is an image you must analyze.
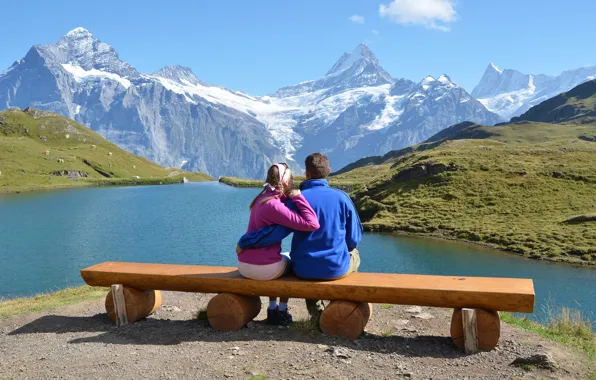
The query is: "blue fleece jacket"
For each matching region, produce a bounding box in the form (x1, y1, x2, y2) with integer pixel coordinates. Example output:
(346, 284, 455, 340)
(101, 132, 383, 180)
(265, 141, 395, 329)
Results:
(238, 179, 363, 279)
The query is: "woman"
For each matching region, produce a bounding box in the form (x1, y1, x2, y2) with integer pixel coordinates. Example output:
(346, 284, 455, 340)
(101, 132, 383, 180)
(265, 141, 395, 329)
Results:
(237, 163, 320, 326)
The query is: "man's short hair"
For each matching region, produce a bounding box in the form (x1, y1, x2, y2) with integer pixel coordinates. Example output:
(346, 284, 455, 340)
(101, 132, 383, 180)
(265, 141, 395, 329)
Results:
(305, 153, 329, 179)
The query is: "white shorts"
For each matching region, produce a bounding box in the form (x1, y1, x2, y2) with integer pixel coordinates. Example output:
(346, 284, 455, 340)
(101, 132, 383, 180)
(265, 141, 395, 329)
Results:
(238, 253, 291, 281)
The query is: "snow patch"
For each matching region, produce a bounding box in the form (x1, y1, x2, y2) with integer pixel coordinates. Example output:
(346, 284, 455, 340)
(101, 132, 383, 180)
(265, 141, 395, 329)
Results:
(421, 76, 435, 90)
(61, 63, 131, 89)
(66, 27, 91, 36)
(151, 74, 393, 159)
(490, 62, 503, 74)
(365, 94, 405, 131)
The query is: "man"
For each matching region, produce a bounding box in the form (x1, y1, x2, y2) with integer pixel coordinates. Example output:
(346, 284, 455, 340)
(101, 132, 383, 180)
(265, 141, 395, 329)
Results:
(237, 153, 363, 321)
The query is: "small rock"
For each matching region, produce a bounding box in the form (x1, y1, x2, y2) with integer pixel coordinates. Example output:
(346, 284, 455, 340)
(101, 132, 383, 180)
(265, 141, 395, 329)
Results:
(162, 306, 182, 312)
(552, 171, 564, 179)
(326, 347, 351, 359)
(393, 319, 409, 326)
(317, 344, 329, 350)
(412, 312, 434, 320)
(404, 306, 422, 314)
(510, 353, 558, 371)
(229, 346, 240, 351)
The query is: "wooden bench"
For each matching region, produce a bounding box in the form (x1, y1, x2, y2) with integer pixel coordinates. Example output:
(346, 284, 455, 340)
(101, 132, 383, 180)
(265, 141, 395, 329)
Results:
(81, 262, 535, 353)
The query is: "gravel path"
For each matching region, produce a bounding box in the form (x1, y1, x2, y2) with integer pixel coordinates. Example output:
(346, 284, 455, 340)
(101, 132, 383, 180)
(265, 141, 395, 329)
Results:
(0, 292, 591, 379)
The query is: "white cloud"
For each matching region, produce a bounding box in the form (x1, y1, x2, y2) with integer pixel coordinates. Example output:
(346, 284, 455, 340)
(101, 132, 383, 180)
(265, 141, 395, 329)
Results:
(379, 0, 457, 31)
(348, 14, 365, 24)
(372, 30, 380, 35)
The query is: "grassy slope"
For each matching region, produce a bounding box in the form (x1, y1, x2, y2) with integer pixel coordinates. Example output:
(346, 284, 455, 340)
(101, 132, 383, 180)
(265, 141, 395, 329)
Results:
(0, 108, 212, 193)
(0, 286, 107, 318)
(340, 121, 596, 264)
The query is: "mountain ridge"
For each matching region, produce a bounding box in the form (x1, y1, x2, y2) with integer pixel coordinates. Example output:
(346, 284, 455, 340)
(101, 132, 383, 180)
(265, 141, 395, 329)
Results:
(0, 28, 502, 177)
(472, 62, 596, 120)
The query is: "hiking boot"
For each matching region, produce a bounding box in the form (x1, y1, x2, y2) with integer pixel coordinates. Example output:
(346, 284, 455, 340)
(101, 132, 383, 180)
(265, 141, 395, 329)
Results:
(279, 309, 293, 324)
(267, 307, 293, 326)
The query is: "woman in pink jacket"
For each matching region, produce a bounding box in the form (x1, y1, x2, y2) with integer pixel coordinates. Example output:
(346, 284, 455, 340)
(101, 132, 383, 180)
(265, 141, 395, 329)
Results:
(237, 163, 320, 326)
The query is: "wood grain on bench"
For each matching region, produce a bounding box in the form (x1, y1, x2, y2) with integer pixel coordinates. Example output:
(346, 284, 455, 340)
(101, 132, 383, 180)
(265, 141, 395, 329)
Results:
(81, 262, 535, 312)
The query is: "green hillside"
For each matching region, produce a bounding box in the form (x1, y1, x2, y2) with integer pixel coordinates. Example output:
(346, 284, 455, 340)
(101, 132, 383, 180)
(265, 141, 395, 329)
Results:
(0, 108, 213, 193)
(333, 120, 596, 264)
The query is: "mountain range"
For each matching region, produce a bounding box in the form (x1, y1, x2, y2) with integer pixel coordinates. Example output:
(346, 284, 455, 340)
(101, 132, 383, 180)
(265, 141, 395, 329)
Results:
(1, 28, 595, 177)
(472, 62, 596, 120)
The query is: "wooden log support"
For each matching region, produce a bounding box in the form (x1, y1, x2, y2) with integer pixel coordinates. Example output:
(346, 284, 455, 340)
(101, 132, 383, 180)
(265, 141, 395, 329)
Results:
(450, 308, 501, 352)
(111, 284, 127, 326)
(207, 293, 262, 331)
(319, 300, 372, 340)
(105, 286, 162, 324)
(462, 308, 478, 354)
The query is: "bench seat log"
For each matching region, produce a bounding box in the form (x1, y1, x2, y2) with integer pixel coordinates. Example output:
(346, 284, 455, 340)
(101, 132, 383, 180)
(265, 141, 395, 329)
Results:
(81, 262, 534, 313)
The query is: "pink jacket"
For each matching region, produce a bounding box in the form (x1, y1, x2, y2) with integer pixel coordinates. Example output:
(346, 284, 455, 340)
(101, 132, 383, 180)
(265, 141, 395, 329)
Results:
(238, 189, 320, 265)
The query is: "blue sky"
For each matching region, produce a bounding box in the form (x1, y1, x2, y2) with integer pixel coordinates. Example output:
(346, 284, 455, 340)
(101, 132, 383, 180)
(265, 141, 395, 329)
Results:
(2, 0, 596, 95)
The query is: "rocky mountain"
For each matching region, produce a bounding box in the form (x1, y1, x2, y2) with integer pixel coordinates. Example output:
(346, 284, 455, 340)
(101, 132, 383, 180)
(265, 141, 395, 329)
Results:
(472, 62, 596, 120)
(0, 28, 500, 177)
(0, 28, 290, 178)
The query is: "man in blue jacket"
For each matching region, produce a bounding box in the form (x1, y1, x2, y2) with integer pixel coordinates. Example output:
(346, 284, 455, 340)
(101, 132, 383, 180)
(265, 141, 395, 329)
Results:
(237, 152, 363, 322)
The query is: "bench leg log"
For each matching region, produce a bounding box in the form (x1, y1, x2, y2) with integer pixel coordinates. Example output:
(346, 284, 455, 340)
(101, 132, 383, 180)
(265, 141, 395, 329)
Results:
(207, 293, 261, 331)
(450, 308, 501, 352)
(105, 286, 162, 324)
(319, 300, 372, 340)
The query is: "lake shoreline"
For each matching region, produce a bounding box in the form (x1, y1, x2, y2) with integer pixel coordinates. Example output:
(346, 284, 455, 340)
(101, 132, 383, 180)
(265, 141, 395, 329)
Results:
(218, 178, 595, 269)
(0, 176, 215, 196)
(364, 224, 596, 268)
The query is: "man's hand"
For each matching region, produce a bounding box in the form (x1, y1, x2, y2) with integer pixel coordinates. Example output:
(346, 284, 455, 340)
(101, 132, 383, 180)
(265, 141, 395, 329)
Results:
(287, 189, 301, 198)
(236, 244, 242, 255)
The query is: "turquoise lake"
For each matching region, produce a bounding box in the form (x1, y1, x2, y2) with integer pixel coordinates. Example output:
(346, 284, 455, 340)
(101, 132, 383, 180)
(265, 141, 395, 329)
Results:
(0, 182, 594, 323)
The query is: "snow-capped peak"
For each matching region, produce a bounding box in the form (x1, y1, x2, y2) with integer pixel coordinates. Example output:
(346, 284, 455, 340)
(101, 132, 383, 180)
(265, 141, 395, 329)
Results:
(437, 74, 453, 83)
(153, 65, 203, 86)
(273, 43, 393, 98)
(325, 43, 379, 77)
(489, 62, 502, 74)
(420, 76, 435, 90)
(53, 27, 139, 78)
(64, 27, 92, 38)
(58, 27, 95, 48)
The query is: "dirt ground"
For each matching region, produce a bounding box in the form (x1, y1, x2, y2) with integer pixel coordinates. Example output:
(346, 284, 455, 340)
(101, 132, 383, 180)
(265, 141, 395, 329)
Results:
(0, 292, 592, 379)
